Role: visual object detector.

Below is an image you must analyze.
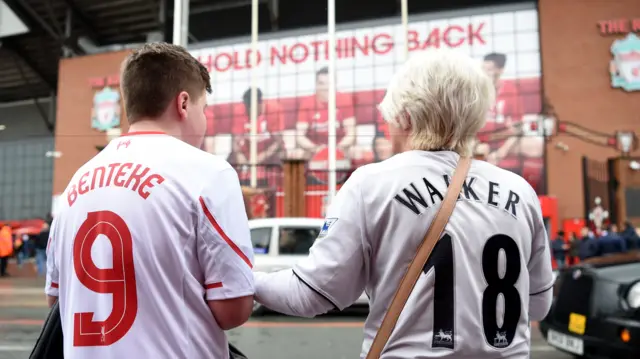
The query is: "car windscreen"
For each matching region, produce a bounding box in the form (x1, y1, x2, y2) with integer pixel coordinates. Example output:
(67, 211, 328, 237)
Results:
(250, 227, 271, 254)
(279, 226, 320, 255)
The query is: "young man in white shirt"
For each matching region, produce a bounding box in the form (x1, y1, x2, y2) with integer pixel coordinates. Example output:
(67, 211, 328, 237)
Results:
(253, 49, 554, 358)
(45, 43, 254, 359)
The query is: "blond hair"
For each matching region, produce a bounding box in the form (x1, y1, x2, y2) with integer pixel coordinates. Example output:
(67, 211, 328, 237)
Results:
(378, 49, 494, 156)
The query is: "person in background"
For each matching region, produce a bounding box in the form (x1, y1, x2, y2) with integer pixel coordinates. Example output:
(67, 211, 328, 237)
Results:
(621, 221, 639, 250)
(578, 227, 599, 260)
(598, 224, 626, 256)
(551, 231, 568, 269)
(296, 67, 356, 156)
(372, 131, 393, 162)
(15, 232, 26, 268)
(35, 220, 50, 277)
(567, 232, 580, 265)
(0, 224, 13, 277)
(231, 88, 285, 166)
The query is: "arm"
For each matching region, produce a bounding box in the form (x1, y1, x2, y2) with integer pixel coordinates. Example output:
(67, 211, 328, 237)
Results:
(257, 104, 285, 164)
(47, 295, 58, 308)
(528, 195, 554, 321)
(44, 220, 59, 307)
(337, 116, 357, 150)
(254, 170, 368, 317)
(254, 270, 335, 317)
(197, 167, 255, 330)
(486, 136, 518, 164)
(257, 141, 280, 164)
(296, 121, 316, 151)
(231, 137, 249, 165)
(337, 97, 356, 149)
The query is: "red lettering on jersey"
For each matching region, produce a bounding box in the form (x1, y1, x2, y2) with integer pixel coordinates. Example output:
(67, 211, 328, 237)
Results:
(105, 163, 120, 187)
(68, 163, 165, 206)
(91, 166, 106, 190)
(67, 184, 78, 206)
(113, 163, 133, 187)
(78, 172, 90, 195)
(138, 174, 165, 199)
(124, 164, 150, 191)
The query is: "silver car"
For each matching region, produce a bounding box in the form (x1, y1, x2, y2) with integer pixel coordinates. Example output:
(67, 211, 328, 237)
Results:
(250, 217, 369, 315)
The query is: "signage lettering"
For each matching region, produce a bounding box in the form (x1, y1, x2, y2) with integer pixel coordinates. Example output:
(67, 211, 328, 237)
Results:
(89, 75, 120, 88)
(597, 18, 640, 35)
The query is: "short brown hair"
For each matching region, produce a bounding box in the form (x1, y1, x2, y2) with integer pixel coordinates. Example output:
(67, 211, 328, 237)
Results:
(120, 43, 211, 122)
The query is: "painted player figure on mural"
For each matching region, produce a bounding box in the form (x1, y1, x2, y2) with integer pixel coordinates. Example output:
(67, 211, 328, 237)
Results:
(197, 7, 545, 205)
(475, 53, 545, 193)
(297, 67, 356, 183)
(295, 67, 357, 158)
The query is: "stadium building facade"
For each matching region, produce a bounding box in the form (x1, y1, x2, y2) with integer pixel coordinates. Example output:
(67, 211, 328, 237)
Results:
(2, 0, 638, 232)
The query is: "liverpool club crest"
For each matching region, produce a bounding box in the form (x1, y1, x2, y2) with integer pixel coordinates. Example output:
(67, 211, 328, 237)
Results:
(610, 33, 640, 92)
(91, 86, 121, 131)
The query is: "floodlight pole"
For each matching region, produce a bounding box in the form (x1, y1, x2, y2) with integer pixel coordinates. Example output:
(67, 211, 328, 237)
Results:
(327, 0, 337, 201)
(249, 0, 259, 187)
(172, 0, 189, 46)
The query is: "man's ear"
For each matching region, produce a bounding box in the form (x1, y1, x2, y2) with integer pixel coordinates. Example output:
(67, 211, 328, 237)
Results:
(176, 91, 190, 121)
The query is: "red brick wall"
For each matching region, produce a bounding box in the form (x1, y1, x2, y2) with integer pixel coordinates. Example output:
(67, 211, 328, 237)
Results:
(53, 51, 129, 195)
(539, 0, 640, 221)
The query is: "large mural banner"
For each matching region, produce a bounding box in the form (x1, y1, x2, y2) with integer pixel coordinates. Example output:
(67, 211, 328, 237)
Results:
(191, 6, 544, 216)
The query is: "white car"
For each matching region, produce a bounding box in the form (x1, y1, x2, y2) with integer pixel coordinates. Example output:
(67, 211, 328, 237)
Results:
(250, 217, 369, 315)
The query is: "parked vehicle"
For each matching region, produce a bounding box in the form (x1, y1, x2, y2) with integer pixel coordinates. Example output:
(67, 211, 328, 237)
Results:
(250, 217, 368, 315)
(539, 251, 640, 358)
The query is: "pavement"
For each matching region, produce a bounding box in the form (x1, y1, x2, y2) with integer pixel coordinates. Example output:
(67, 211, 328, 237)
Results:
(0, 277, 572, 359)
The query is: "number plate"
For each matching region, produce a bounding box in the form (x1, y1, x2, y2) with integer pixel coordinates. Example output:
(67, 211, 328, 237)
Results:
(547, 329, 584, 355)
(568, 313, 586, 335)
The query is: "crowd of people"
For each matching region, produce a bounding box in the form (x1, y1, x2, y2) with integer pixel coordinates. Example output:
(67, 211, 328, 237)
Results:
(0, 216, 51, 277)
(551, 222, 640, 269)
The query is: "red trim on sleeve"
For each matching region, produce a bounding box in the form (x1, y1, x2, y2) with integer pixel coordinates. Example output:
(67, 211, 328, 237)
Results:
(205, 282, 223, 289)
(51, 282, 59, 289)
(199, 196, 253, 269)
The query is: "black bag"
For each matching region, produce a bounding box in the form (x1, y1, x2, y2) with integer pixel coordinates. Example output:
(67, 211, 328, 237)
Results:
(30, 302, 249, 359)
(229, 343, 249, 359)
(29, 301, 63, 359)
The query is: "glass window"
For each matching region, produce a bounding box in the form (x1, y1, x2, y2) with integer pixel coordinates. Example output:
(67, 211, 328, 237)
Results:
(0, 137, 53, 220)
(278, 227, 320, 255)
(250, 227, 272, 254)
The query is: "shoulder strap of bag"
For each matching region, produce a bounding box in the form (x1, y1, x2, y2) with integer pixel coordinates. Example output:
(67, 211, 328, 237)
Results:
(366, 156, 472, 359)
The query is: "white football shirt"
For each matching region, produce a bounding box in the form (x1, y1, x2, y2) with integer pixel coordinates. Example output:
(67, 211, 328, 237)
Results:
(45, 132, 254, 359)
(293, 150, 554, 359)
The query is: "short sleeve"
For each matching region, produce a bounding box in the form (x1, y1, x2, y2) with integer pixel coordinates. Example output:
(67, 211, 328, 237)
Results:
(45, 220, 59, 297)
(297, 98, 311, 124)
(197, 167, 255, 300)
(293, 170, 368, 310)
(528, 195, 554, 295)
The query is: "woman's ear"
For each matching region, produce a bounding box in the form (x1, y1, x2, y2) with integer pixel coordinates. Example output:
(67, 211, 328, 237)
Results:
(397, 110, 412, 131)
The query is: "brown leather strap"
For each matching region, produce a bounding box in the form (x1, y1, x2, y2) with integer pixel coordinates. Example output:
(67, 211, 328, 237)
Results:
(366, 156, 472, 359)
